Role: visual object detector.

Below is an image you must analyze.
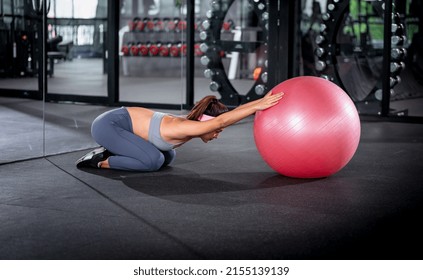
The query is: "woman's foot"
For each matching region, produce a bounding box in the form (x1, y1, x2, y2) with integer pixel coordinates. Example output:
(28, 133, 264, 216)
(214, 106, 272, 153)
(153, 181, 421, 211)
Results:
(76, 147, 112, 168)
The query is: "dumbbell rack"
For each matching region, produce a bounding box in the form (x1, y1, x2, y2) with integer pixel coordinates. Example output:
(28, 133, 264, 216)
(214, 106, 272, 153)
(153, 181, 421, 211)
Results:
(120, 16, 235, 77)
(121, 17, 195, 77)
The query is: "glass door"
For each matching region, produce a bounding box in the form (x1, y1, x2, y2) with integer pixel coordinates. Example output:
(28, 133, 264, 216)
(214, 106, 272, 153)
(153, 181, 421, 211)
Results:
(45, 0, 108, 97)
(44, 0, 109, 156)
(118, 0, 185, 107)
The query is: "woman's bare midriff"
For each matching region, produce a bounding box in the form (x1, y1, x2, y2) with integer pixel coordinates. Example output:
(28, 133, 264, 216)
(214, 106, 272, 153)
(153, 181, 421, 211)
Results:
(126, 107, 154, 141)
(126, 107, 190, 145)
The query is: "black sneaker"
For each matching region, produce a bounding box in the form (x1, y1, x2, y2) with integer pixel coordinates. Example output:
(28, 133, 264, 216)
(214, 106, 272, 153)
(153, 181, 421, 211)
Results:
(76, 147, 112, 168)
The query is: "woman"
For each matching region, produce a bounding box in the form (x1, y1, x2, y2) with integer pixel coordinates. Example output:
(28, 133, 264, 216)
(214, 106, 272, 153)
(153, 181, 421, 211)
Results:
(76, 91, 283, 171)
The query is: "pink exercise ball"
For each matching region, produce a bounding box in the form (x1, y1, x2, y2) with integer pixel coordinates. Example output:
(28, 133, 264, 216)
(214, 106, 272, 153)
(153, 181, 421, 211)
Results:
(254, 76, 361, 178)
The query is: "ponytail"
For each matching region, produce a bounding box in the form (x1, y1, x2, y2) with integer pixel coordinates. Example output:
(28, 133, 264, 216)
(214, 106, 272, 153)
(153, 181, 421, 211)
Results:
(186, 95, 228, 121)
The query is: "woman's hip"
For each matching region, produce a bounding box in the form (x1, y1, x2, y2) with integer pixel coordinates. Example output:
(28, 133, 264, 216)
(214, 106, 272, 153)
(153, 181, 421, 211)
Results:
(91, 107, 133, 140)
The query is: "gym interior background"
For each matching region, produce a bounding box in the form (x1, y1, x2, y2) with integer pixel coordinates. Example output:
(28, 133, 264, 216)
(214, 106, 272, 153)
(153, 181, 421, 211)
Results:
(1, 0, 422, 163)
(0, 0, 423, 260)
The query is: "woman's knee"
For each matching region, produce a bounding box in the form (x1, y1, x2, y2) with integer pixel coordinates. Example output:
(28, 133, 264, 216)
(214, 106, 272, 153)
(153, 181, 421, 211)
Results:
(151, 154, 165, 171)
(136, 152, 165, 171)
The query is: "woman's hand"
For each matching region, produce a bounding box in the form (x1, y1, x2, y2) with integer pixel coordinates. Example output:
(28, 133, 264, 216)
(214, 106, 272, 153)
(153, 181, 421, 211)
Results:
(255, 90, 284, 111)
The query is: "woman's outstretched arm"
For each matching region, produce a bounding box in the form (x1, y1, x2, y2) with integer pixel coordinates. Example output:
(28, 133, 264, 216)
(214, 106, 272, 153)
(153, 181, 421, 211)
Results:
(167, 91, 284, 139)
(216, 90, 284, 128)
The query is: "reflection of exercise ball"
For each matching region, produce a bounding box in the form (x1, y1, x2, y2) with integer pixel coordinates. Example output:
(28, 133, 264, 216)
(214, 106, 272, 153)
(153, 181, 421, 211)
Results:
(254, 76, 361, 178)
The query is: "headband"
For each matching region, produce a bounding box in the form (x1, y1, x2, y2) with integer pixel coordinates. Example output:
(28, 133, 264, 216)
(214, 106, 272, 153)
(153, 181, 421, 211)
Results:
(198, 114, 215, 122)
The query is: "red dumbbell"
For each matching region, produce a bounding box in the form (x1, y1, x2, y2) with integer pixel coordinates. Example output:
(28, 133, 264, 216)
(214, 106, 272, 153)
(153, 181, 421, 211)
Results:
(121, 44, 130, 56)
(136, 19, 145, 32)
(165, 18, 176, 32)
(159, 43, 171, 57)
(128, 17, 140, 31)
(130, 42, 140, 56)
(177, 19, 187, 32)
(145, 18, 155, 32)
(222, 19, 235, 31)
(170, 43, 181, 57)
(154, 18, 164, 32)
(149, 43, 160, 56)
(139, 43, 150, 56)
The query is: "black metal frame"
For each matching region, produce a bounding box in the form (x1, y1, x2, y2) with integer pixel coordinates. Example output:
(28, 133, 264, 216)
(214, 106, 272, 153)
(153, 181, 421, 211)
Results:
(198, 0, 270, 106)
(185, 0, 195, 108)
(381, 0, 392, 116)
(267, 0, 300, 89)
(108, 0, 119, 105)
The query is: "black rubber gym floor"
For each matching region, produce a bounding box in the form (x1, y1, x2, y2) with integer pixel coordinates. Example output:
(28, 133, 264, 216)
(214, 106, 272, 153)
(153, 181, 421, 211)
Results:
(1, 110, 422, 260)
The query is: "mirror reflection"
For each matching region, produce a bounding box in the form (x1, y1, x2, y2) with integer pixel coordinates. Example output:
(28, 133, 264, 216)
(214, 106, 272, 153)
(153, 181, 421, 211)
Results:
(0, 0, 43, 164)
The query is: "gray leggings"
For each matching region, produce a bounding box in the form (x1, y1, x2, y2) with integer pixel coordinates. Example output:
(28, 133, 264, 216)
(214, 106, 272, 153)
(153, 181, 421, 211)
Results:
(91, 107, 175, 171)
